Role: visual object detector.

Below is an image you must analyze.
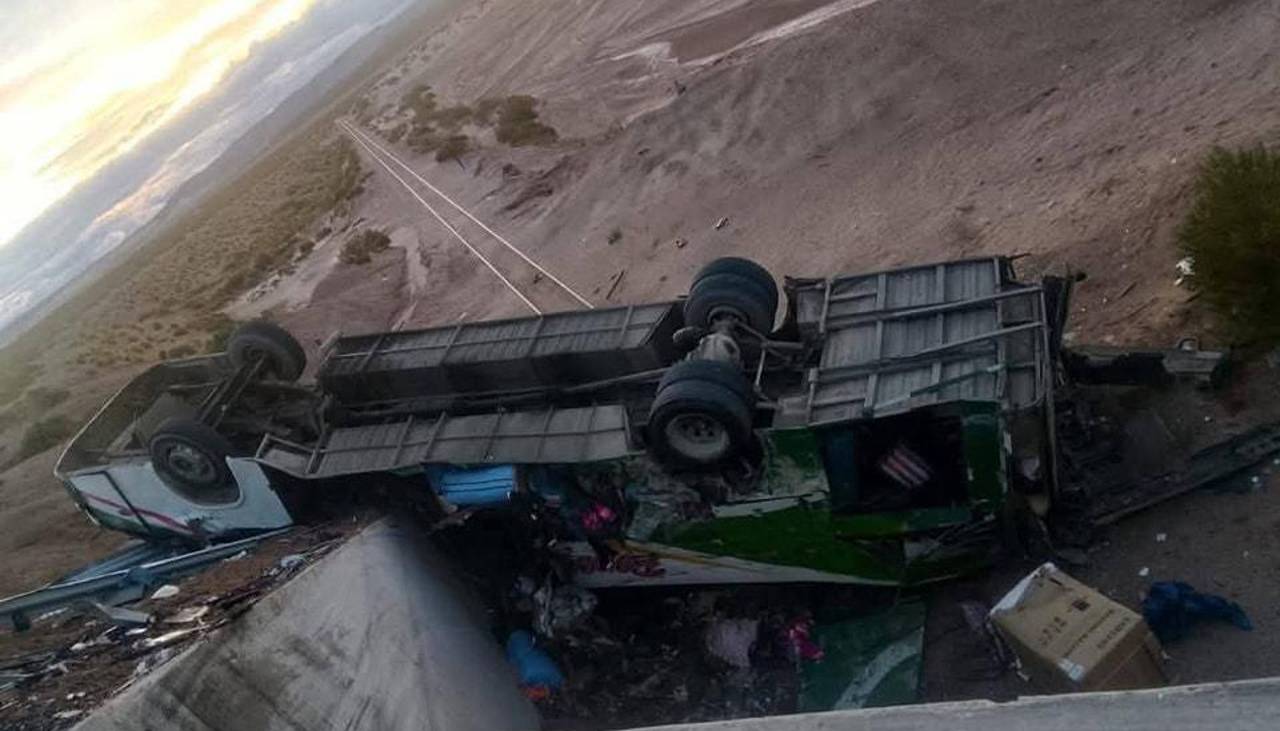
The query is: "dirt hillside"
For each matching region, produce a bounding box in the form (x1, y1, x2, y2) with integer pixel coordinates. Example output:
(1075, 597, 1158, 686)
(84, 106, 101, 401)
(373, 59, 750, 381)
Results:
(287, 0, 1279, 354)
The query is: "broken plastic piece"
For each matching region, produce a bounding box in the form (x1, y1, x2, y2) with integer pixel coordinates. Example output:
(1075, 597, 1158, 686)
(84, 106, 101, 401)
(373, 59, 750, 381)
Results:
(705, 618, 759, 669)
(277, 554, 306, 573)
(142, 628, 199, 649)
(85, 601, 151, 628)
(166, 605, 210, 624)
(150, 584, 180, 600)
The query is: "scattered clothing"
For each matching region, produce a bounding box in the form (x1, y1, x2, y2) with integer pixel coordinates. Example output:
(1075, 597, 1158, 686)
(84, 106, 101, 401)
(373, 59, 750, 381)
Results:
(1142, 581, 1252, 643)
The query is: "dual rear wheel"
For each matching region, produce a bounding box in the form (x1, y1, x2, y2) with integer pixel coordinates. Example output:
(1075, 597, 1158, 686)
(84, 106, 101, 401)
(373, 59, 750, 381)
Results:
(648, 258, 779, 467)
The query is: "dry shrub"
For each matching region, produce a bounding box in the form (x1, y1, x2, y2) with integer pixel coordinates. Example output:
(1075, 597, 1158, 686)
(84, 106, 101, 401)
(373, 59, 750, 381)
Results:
(495, 95, 558, 147)
(341, 229, 392, 265)
(436, 135, 472, 163)
(1178, 145, 1280, 344)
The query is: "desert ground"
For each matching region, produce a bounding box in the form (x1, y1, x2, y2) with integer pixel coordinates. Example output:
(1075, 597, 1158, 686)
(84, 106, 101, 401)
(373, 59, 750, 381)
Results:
(3, 0, 1280, 709)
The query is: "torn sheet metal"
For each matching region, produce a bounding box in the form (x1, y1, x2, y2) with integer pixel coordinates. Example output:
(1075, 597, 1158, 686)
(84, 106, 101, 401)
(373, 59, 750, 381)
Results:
(799, 600, 927, 711)
(0, 528, 289, 631)
(562, 541, 897, 588)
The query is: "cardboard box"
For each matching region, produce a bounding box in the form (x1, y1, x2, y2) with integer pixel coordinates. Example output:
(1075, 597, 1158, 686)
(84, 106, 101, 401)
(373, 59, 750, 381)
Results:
(989, 563, 1166, 692)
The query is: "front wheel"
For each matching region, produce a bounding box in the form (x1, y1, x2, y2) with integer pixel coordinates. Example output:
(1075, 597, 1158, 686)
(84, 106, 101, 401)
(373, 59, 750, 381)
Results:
(149, 418, 240, 504)
(648, 360, 754, 467)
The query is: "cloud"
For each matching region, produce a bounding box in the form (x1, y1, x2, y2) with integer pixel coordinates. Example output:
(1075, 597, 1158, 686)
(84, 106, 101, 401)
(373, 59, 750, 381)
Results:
(0, 0, 319, 249)
(0, 0, 420, 335)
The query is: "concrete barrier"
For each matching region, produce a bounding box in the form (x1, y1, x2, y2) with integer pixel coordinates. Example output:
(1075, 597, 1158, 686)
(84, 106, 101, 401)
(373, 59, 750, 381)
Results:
(76, 516, 538, 731)
(76, 514, 1280, 730)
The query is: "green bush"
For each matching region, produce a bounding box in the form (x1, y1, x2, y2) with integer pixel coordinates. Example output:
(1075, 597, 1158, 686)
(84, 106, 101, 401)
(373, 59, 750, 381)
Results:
(19, 414, 74, 461)
(435, 135, 471, 163)
(403, 85, 438, 124)
(495, 96, 558, 147)
(1178, 145, 1280, 343)
(341, 229, 392, 265)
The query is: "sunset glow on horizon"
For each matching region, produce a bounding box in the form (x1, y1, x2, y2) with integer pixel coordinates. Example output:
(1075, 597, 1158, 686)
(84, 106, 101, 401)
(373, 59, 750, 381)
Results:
(0, 0, 320, 248)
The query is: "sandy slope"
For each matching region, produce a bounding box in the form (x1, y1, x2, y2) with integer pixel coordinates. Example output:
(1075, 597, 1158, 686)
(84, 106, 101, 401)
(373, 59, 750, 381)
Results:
(306, 0, 1280, 354)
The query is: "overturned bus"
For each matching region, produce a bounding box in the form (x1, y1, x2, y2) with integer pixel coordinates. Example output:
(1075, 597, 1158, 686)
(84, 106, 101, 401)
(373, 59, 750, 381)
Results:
(55, 256, 1221, 586)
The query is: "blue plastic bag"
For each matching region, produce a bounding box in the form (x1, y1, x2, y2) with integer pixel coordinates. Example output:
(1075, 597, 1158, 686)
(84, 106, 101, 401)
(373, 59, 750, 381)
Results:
(425, 465, 516, 507)
(1141, 581, 1252, 643)
(506, 630, 564, 691)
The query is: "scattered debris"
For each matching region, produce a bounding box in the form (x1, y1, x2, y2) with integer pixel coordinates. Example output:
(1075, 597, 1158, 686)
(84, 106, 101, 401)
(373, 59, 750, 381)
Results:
(990, 564, 1165, 692)
(783, 616, 825, 662)
(705, 618, 760, 669)
(1086, 419, 1280, 526)
(84, 602, 151, 628)
(143, 628, 200, 650)
(276, 554, 307, 574)
(1174, 256, 1195, 286)
(1142, 581, 1253, 643)
(132, 647, 176, 681)
(0, 521, 361, 729)
(605, 269, 626, 301)
(799, 600, 925, 712)
(166, 605, 210, 624)
(534, 585, 597, 638)
(150, 585, 180, 600)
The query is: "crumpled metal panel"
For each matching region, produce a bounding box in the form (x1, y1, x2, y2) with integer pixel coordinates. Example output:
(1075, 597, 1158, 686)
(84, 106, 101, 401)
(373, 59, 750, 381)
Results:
(259, 404, 635, 478)
(780, 257, 1046, 426)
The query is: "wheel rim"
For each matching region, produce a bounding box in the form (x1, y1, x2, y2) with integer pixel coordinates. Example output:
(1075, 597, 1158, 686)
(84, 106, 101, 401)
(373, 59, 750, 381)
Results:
(239, 344, 279, 376)
(664, 412, 730, 462)
(160, 441, 219, 486)
(706, 305, 748, 327)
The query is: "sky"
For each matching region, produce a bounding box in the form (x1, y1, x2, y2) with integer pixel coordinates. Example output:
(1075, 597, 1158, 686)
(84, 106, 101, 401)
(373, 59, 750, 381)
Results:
(0, 0, 419, 337)
(0, 0, 321, 249)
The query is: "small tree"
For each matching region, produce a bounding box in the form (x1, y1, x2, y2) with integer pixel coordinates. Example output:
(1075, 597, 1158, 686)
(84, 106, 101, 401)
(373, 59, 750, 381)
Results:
(1177, 145, 1280, 344)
